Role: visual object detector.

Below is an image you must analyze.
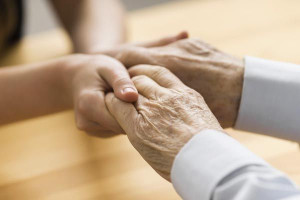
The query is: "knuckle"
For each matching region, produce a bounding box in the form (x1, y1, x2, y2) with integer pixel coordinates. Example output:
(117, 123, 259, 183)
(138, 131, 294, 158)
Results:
(134, 64, 150, 68)
(113, 77, 131, 87)
(157, 65, 170, 72)
(116, 47, 137, 61)
(116, 51, 128, 62)
(151, 66, 170, 78)
(186, 88, 205, 101)
(131, 64, 154, 71)
(132, 75, 147, 84)
(178, 38, 202, 48)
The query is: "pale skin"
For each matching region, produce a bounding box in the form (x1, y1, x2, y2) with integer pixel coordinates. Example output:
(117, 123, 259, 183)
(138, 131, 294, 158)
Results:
(0, 0, 132, 135)
(0, 54, 137, 136)
(0, 0, 189, 136)
(106, 65, 222, 180)
(112, 39, 244, 128)
(0, 34, 187, 137)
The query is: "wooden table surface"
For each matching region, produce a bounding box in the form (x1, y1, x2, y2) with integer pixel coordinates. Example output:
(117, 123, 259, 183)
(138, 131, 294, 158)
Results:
(0, 0, 300, 199)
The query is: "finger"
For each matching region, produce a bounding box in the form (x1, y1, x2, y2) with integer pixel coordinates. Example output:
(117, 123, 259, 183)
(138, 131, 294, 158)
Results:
(117, 32, 188, 68)
(98, 55, 138, 102)
(105, 92, 138, 134)
(129, 65, 185, 89)
(132, 75, 169, 99)
(136, 31, 189, 48)
(133, 93, 149, 111)
(116, 47, 157, 68)
(76, 90, 124, 134)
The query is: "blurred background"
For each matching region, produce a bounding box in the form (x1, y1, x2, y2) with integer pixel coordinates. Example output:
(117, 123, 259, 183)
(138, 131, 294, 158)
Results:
(25, 0, 181, 35)
(1, 0, 300, 199)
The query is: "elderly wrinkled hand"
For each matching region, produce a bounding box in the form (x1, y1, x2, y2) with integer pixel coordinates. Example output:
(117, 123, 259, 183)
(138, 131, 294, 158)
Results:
(105, 65, 222, 181)
(116, 39, 244, 128)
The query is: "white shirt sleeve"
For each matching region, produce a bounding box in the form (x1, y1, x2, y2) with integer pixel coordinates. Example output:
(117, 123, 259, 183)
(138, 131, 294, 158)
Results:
(235, 56, 300, 141)
(171, 129, 300, 200)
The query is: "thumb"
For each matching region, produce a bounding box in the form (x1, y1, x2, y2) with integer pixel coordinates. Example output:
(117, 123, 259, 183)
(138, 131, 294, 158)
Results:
(99, 56, 138, 102)
(105, 92, 138, 134)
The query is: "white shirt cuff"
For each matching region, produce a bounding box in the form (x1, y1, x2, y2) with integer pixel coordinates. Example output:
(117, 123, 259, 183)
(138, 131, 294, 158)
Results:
(235, 56, 300, 141)
(171, 129, 268, 200)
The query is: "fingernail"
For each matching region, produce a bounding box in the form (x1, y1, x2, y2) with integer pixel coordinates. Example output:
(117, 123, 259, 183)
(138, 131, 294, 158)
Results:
(122, 87, 136, 94)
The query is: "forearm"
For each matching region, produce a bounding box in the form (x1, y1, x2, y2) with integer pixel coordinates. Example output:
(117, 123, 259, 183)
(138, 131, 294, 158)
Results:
(51, 0, 126, 53)
(214, 165, 300, 200)
(0, 58, 71, 125)
(171, 130, 300, 200)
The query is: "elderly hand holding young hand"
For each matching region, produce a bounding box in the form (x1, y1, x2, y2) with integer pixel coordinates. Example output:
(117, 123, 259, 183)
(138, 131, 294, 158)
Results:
(68, 33, 188, 137)
(62, 54, 139, 137)
(68, 32, 189, 136)
(116, 39, 244, 128)
(105, 65, 222, 180)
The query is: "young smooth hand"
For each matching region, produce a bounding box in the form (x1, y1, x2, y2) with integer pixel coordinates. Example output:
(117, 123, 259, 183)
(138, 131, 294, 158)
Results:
(0, 54, 138, 138)
(63, 54, 138, 137)
(115, 39, 244, 128)
(105, 65, 222, 180)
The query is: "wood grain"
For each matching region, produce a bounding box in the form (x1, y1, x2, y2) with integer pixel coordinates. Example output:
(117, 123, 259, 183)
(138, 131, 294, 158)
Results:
(0, 0, 299, 199)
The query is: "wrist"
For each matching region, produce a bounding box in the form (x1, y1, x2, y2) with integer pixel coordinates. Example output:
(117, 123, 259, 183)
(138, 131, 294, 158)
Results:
(214, 56, 244, 128)
(231, 58, 245, 126)
(59, 54, 88, 108)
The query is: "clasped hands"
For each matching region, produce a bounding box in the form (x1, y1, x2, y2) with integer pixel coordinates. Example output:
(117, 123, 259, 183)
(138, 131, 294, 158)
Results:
(70, 32, 244, 181)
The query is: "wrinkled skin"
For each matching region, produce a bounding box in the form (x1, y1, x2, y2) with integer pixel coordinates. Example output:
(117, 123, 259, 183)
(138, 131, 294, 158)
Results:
(105, 65, 222, 181)
(68, 32, 188, 137)
(115, 39, 244, 128)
